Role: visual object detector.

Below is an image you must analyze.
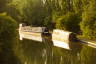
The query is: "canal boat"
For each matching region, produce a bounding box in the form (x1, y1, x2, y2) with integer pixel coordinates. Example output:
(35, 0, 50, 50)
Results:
(52, 29, 77, 49)
(19, 24, 49, 41)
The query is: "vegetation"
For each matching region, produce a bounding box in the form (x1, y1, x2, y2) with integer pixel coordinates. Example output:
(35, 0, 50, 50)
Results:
(0, 0, 96, 64)
(80, 0, 96, 39)
(0, 0, 96, 39)
(0, 13, 19, 64)
(56, 12, 80, 33)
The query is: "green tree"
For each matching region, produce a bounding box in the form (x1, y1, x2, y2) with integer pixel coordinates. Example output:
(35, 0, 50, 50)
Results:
(0, 0, 21, 22)
(11, 0, 47, 26)
(0, 13, 19, 64)
(80, 0, 96, 39)
(0, 0, 11, 12)
(56, 12, 80, 33)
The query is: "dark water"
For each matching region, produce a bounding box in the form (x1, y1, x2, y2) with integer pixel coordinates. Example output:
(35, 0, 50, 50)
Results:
(14, 36, 96, 64)
(0, 32, 96, 64)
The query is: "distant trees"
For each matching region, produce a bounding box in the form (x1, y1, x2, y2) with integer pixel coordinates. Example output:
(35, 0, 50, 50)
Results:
(0, 0, 96, 39)
(46, 0, 96, 39)
(20, 0, 44, 26)
(11, 0, 47, 26)
(47, 0, 81, 33)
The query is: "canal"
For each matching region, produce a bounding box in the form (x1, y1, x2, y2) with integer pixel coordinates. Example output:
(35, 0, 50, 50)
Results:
(14, 35, 96, 64)
(0, 32, 96, 64)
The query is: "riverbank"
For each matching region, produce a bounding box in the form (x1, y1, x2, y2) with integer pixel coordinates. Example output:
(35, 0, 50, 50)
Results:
(77, 35, 96, 43)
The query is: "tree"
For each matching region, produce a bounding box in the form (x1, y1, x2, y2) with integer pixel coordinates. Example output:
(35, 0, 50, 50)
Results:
(0, 13, 19, 64)
(80, 0, 96, 39)
(11, 0, 47, 26)
(56, 12, 80, 33)
(0, 0, 10, 12)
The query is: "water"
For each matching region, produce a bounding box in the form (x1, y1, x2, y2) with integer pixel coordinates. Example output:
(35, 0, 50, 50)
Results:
(15, 36, 96, 64)
(1, 32, 96, 64)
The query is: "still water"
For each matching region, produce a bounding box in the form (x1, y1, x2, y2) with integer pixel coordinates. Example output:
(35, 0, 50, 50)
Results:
(14, 36, 96, 64)
(1, 32, 96, 64)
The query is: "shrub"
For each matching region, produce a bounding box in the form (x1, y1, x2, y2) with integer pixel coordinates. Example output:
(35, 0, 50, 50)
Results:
(56, 12, 80, 33)
(44, 16, 54, 30)
(80, 11, 96, 39)
(0, 13, 18, 64)
(0, 13, 18, 39)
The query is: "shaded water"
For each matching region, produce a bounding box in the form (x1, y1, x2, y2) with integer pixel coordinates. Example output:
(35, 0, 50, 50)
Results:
(15, 36, 96, 64)
(0, 32, 96, 64)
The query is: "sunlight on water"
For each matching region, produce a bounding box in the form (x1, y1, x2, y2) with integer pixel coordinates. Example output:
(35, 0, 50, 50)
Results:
(53, 40, 70, 49)
(24, 61, 27, 64)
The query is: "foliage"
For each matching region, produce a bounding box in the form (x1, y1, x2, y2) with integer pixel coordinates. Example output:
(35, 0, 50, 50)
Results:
(56, 12, 80, 33)
(80, 12, 96, 39)
(0, 0, 10, 12)
(1, 0, 96, 39)
(0, 13, 18, 35)
(0, 0, 20, 22)
(80, 0, 96, 39)
(0, 13, 19, 64)
(11, 0, 46, 26)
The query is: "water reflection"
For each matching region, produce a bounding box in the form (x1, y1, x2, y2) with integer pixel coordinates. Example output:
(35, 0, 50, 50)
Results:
(16, 34, 96, 64)
(1, 30, 96, 64)
(17, 36, 53, 64)
(0, 31, 21, 64)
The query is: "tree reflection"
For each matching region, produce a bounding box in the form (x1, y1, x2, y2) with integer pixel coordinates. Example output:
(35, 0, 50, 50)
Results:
(16, 36, 53, 64)
(16, 33, 96, 64)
